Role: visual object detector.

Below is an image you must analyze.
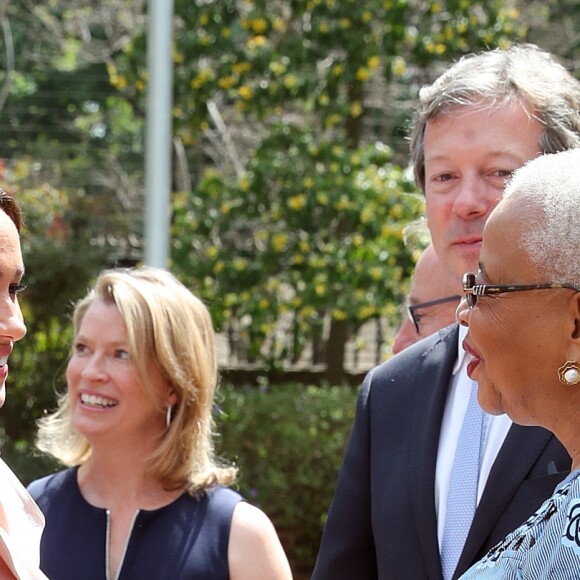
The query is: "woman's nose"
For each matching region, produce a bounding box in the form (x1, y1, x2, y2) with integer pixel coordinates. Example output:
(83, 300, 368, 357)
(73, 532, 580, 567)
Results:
(80, 353, 107, 380)
(456, 297, 471, 327)
(0, 298, 26, 342)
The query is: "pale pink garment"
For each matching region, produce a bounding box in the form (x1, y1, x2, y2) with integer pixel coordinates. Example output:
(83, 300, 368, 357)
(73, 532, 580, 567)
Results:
(0, 458, 46, 579)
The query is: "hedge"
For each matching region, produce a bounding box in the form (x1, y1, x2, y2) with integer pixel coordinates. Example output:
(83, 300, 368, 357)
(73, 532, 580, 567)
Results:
(216, 381, 358, 579)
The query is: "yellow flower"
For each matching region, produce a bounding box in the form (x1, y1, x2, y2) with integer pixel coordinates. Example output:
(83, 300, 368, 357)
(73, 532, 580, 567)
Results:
(239, 85, 253, 100)
(288, 194, 306, 211)
(332, 309, 348, 320)
(358, 305, 376, 319)
(283, 74, 299, 90)
(361, 206, 374, 224)
(272, 233, 288, 252)
(250, 18, 268, 34)
(352, 233, 364, 247)
(214, 261, 224, 273)
(356, 67, 370, 82)
(369, 266, 382, 280)
(232, 258, 248, 271)
(239, 178, 251, 192)
(390, 203, 403, 219)
(259, 298, 270, 310)
(218, 76, 236, 90)
(431, 1, 442, 13)
(272, 18, 286, 31)
(324, 114, 342, 129)
(317, 192, 329, 205)
(205, 246, 219, 259)
(303, 177, 314, 189)
(392, 56, 406, 76)
(315, 283, 327, 297)
(368, 55, 380, 69)
(299, 239, 310, 252)
(248, 35, 267, 49)
(332, 64, 344, 77)
(224, 293, 237, 307)
(339, 18, 351, 29)
(350, 101, 363, 118)
(362, 11, 373, 24)
(232, 62, 251, 75)
(113, 75, 127, 90)
(269, 61, 286, 76)
(334, 196, 350, 211)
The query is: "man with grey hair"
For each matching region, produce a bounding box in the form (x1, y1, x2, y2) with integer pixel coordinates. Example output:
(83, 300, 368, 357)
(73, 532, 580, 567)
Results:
(314, 44, 580, 580)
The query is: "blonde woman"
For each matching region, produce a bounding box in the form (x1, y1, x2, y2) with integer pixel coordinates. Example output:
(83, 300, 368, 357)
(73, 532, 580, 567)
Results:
(28, 267, 292, 580)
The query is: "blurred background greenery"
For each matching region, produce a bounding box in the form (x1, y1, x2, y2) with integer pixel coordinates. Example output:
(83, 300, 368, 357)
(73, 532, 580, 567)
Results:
(0, 0, 577, 577)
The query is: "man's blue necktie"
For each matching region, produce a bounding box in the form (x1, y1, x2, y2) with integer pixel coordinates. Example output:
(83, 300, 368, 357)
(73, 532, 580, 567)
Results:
(440, 380, 486, 580)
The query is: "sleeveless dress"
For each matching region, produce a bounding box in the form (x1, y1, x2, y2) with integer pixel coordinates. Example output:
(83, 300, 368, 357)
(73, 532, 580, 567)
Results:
(28, 467, 242, 580)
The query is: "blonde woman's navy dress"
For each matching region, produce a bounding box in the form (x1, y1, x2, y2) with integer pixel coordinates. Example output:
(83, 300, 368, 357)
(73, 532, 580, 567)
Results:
(27, 467, 242, 579)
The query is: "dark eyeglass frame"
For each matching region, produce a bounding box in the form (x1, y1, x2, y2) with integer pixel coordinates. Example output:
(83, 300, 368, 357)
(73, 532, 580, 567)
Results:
(406, 294, 462, 333)
(462, 272, 580, 308)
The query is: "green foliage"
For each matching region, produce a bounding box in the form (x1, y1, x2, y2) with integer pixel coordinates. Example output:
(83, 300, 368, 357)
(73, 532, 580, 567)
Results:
(172, 126, 424, 366)
(0, 165, 119, 484)
(216, 381, 357, 578)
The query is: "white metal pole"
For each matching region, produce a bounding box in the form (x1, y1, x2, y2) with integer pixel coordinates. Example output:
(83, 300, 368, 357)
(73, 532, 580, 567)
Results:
(144, 0, 174, 267)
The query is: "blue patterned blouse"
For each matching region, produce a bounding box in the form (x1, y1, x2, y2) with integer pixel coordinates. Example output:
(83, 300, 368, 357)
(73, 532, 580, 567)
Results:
(461, 469, 580, 579)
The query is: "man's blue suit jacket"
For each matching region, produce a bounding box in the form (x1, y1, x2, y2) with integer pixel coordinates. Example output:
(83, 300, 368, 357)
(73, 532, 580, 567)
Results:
(312, 324, 571, 580)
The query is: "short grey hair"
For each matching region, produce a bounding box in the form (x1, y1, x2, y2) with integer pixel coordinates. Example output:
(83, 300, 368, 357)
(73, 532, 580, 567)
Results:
(409, 44, 580, 192)
(503, 148, 580, 286)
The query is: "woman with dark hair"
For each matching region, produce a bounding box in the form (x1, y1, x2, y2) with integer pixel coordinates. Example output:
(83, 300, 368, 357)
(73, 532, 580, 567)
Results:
(0, 190, 47, 579)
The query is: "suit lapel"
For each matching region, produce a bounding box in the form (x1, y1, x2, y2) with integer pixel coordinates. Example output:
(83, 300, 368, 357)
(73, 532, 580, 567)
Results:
(456, 423, 554, 573)
(410, 325, 459, 580)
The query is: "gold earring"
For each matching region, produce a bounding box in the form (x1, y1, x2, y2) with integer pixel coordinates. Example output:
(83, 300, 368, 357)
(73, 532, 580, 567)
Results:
(558, 361, 580, 385)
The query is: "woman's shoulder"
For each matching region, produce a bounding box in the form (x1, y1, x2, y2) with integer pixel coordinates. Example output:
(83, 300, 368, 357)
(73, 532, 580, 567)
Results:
(27, 467, 78, 507)
(176, 485, 243, 519)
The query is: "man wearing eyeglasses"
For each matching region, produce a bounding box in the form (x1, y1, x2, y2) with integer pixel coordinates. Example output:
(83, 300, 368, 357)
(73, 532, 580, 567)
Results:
(392, 244, 460, 355)
(313, 44, 580, 580)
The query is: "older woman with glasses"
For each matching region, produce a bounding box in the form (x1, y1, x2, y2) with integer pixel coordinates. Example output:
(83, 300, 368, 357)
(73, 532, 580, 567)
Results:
(457, 148, 580, 578)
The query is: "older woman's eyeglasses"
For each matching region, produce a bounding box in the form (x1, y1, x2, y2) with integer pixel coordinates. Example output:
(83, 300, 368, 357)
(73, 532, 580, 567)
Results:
(407, 295, 462, 333)
(462, 272, 580, 308)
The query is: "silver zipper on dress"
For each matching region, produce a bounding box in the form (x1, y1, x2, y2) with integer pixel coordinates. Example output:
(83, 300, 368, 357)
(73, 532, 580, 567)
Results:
(106, 509, 140, 580)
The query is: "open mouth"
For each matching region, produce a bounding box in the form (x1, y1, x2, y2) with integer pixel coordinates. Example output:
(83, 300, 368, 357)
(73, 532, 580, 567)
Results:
(80, 393, 118, 409)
